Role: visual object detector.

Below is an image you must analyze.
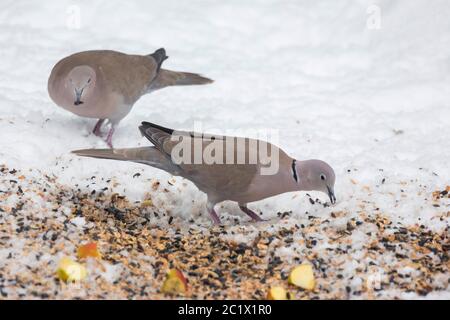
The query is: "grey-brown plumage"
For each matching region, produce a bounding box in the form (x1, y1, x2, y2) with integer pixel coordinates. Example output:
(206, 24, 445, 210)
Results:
(73, 122, 336, 225)
(48, 49, 212, 147)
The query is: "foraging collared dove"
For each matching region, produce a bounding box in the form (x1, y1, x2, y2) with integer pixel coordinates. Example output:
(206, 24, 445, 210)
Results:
(72, 122, 336, 225)
(48, 49, 212, 147)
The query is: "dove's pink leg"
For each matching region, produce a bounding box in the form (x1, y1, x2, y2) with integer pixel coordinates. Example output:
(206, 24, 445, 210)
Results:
(239, 205, 264, 222)
(105, 126, 115, 148)
(207, 202, 221, 225)
(92, 119, 105, 136)
(208, 208, 221, 225)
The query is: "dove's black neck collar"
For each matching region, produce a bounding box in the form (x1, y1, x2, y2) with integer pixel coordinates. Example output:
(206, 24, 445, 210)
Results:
(291, 159, 299, 183)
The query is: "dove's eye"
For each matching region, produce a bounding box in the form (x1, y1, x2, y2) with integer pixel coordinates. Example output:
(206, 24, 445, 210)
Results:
(87, 78, 91, 84)
(320, 174, 326, 181)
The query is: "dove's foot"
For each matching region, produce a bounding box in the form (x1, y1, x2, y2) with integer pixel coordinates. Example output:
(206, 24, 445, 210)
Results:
(92, 119, 105, 137)
(105, 127, 115, 148)
(239, 205, 264, 222)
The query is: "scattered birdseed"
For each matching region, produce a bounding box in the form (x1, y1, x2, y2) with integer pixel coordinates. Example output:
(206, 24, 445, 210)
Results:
(0, 165, 448, 299)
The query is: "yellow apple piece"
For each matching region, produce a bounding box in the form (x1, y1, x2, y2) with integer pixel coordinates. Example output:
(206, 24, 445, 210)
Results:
(141, 199, 153, 207)
(161, 269, 188, 295)
(288, 264, 315, 290)
(267, 286, 289, 300)
(56, 257, 87, 282)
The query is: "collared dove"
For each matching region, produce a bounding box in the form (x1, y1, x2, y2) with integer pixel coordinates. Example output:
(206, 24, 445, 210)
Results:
(72, 122, 336, 225)
(48, 49, 213, 147)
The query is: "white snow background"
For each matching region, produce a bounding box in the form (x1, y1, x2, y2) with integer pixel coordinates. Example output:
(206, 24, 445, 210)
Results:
(0, 0, 449, 298)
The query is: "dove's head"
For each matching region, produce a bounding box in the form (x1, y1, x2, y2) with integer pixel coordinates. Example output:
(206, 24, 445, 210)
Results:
(296, 159, 336, 204)
(66, 65, 96, 106)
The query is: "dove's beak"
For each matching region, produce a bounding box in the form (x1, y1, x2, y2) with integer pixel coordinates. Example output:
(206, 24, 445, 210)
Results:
(74, 88, 84, 105)
(327, 186, 336, 204)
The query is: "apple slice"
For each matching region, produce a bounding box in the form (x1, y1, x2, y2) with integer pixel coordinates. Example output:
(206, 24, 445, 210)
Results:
(77, 242, 101, 259)
(288, 264, 315, 290)
(56, 257, 87, 282)
(161, 269, 188, 295)
(141, 199, 153, 208)
(267, 286, 289, 300)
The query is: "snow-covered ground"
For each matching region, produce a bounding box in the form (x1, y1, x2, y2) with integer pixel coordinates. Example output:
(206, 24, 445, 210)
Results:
(0, 0, 449, 299)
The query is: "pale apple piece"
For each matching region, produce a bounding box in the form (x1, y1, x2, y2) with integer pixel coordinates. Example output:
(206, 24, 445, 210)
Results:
(141, 199, 153, 208)
(288, 264, 315, 290)
(267, 286, 288, 300)
(56, 257, 87, 282)
(161, 269, 188, 295)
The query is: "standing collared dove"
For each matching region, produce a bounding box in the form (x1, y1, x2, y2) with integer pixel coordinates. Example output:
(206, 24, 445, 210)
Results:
(72, 122, 336, 225)
(48, 49, 212, 147)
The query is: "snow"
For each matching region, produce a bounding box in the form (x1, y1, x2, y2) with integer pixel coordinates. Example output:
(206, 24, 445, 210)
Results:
(0, 0, 449, 299)
(70, 216, 86, 228)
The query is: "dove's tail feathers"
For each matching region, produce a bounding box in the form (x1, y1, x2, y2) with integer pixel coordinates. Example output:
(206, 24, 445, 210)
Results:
(149, 69, 213, 91)
(139, 121, 174, 136)
(72, 147, 174, 171)
(170, 71, 213, 86)
(138, 121, 176, 159)
(148, 48, 168, 72)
